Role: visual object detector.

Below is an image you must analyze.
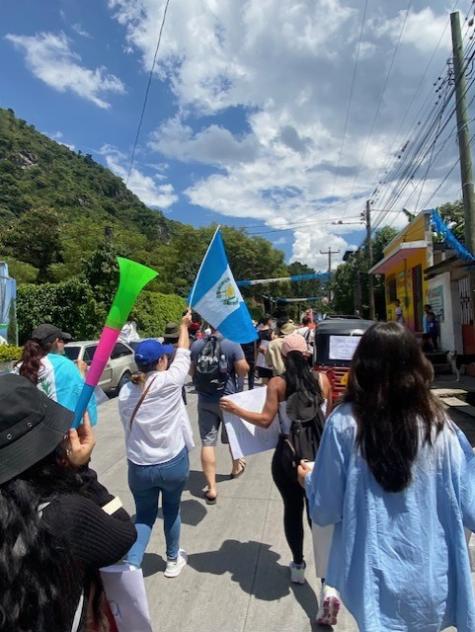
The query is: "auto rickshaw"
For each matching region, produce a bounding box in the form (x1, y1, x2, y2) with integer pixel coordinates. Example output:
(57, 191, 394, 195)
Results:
(313, 318, 374, 401)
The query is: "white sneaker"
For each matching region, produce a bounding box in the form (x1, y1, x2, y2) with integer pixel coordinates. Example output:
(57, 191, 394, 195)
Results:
(316, 583, 341, 626)
(164, 549, 187, 578)
(289, 561, 306, 584)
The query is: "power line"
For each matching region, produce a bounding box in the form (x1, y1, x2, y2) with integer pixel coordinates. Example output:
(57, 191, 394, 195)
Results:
(371, 32, 475, 231)
(246, 215, 363, 236)
(126, 0, 171, 185)
(343, 1, 412, 212)
(328, 0, 369, 199)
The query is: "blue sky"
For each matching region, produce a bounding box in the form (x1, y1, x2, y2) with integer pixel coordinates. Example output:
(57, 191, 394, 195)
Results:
(1, 0, 468, 269)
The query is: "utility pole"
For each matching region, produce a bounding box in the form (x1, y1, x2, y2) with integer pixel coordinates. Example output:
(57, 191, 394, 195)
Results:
(451, 10, 475, 306)
(365, 200, 376, 320)
(320, 248, 340, 302)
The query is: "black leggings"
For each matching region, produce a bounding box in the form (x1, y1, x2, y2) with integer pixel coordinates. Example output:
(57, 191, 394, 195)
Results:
(271, 439, 311, 565)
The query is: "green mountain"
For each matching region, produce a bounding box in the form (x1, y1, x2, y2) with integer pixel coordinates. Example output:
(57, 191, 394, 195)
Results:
(0, 107, 319, 303)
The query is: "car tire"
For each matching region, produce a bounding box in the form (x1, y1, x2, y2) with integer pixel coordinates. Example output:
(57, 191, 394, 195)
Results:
(117, 371, 132, 393)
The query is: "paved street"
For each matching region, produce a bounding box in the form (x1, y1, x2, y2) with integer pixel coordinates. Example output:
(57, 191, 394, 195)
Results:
(92, 385, 474, 632)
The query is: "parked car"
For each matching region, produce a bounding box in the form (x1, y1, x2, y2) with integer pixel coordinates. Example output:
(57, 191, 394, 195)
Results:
(127, 337, 164, 351)
(64, 340, 137, 394)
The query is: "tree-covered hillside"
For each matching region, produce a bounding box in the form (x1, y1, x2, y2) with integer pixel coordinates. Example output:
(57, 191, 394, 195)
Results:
(0, 107, 316, 304)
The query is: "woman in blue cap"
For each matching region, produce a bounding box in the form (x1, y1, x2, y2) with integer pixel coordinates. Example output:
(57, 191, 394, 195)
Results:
(118, 311, 194, 578)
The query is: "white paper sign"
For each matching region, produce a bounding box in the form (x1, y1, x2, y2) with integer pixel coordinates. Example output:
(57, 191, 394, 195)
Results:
(222, 387, 280, 459)
(329, 335, 360, 361)
(100, 564, 153, 632)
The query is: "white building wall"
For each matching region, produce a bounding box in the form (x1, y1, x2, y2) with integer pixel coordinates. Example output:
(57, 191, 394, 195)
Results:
(428, 272, 455, 351)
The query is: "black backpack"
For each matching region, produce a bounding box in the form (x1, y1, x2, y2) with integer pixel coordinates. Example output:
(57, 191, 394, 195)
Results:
(281, 378, 325, 468)
(194, 336, 228, 395)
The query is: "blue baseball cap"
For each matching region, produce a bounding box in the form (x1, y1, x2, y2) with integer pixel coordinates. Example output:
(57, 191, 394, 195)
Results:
(134, 339, 174, 367)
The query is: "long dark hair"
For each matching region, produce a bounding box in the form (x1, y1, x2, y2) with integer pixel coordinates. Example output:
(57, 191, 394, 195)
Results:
(345, 322, 445, 493)
(0, 450, 81, 631)
(284, 350, 322, 401)
(18, 339, 53, 385)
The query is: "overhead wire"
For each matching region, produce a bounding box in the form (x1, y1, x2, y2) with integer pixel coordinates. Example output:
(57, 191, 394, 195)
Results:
(328, 0, 369, 200)
(371, 27, 475, 231)
(125, 0, 171, 185)
(342, 1, 413, 214)
(370, 2, 475, 230)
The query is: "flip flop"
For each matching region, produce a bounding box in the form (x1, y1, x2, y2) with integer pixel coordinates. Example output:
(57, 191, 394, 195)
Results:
(230, 459, 247, 480)
(204, 490, 217, 505)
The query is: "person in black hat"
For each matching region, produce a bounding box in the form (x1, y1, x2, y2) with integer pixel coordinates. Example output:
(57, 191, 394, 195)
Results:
(15, 323, 98, 424)
(0, 374, 136, 632)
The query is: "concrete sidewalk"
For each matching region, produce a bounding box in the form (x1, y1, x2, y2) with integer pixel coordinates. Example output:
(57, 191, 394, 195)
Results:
(92, 387, 473, 632)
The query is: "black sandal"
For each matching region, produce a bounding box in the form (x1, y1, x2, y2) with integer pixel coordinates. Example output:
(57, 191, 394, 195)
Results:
(204, 490, 217, 505)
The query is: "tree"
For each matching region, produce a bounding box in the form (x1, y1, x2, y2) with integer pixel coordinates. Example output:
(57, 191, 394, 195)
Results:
(332, 226, 398, 319)
(3, 207, 63, 281)
(82, 239, 119, 306)
(439, 200, 464, 242)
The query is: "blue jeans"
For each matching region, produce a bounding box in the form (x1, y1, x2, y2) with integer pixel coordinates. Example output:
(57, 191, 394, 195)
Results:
(126, 447, 189, 567)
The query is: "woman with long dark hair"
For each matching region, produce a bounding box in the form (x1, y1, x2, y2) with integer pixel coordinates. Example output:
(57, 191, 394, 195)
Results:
(300, 322, 475, 631)
(0, 374, 136, 632)
(220, 333, 332, 585)
(16, 323, 97, 422)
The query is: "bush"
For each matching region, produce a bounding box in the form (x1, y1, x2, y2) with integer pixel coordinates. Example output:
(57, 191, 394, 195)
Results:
(133, 291, 186, 337)
(17, 278, 104, 343)
(0, 344, 22, 362)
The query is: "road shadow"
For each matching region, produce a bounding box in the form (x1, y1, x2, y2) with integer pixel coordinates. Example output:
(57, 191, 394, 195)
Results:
(187, 538, 318, 622)
(130, 498, 207, 527)
(142, 552, 165, 578)
(186, 469, 230, 499)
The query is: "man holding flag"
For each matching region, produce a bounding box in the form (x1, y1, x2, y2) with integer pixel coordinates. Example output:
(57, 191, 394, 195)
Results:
(188, 228, 257, 504)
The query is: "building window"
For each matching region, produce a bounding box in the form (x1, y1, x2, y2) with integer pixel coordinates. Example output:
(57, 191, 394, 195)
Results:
(387, 276, 397, 302)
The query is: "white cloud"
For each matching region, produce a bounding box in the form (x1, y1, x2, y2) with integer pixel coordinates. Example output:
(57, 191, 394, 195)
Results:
(107, 1, 461, 269)
(99, 145, 178, 209)
(374, 7, 451, 55)
(150, 117, 260, 165)
(5, 31, 125, 108)
(72, 23, 92, 39)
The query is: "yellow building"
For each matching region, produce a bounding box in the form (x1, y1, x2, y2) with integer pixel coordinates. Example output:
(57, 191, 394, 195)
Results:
(370, 211, 433, 332)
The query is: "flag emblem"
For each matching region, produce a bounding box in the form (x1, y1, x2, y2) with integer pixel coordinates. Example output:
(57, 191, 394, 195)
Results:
(217, 278, 239, 306)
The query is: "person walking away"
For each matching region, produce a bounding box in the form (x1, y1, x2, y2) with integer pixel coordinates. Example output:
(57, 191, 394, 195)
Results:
(118, 312, 194, 577)
(299, 322, 475, 632)
(241, 338, 257, 389)
(0, 374, 136, 631)
(15, 323, 97, 423)
(297, 315, 315, 357)
(256, 315, 274, 384)
(394, 298, 405, 324)
(190, 327, 249, 504)
(424, 304, 439, 351)
(265, 318, 297, 376)
(221, 334, 334, 623)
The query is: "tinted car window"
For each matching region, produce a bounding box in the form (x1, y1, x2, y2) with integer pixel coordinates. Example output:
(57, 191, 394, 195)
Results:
(111, 343, 132, 360)
(64, 346, 80, 361)
(83, 346, 97, 364)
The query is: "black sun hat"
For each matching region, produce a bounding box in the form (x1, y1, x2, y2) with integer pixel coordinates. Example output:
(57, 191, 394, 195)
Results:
(0, 374, 74, 486)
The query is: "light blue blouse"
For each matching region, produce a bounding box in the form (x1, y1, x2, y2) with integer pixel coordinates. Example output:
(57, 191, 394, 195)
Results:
(305, 403, 475, 632)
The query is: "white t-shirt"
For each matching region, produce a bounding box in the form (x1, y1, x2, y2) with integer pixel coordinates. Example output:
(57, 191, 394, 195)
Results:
(118, 348, 194, 465)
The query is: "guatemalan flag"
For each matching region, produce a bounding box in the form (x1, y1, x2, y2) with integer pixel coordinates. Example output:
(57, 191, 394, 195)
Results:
(189, 228, 258, 343)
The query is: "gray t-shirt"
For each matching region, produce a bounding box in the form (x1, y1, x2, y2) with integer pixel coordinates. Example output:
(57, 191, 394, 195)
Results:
(190, 335, 245, 402)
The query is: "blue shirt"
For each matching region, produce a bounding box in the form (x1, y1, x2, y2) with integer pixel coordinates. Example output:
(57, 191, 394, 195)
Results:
(305, 403, 475, 632)
(190, 335, 244, 402)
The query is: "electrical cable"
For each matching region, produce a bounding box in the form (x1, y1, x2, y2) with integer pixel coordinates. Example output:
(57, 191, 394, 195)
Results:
(125, 0, 171, 185)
